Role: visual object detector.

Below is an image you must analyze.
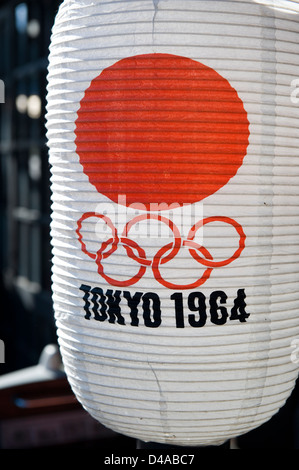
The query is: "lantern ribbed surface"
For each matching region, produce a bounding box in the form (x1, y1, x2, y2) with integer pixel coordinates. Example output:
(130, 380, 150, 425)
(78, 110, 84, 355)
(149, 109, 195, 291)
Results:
(46, 0, 299, 446)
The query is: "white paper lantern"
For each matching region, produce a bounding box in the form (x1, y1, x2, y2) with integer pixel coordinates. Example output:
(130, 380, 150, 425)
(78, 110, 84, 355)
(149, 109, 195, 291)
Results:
(46, 0, 299, 446)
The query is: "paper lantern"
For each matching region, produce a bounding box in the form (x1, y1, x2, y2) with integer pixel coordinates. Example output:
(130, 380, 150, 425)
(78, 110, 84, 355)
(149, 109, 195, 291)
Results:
(46, 0, 299, 446)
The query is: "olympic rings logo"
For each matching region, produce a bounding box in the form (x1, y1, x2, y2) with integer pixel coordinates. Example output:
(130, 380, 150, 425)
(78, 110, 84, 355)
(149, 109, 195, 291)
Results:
(76, 212, 246, 291)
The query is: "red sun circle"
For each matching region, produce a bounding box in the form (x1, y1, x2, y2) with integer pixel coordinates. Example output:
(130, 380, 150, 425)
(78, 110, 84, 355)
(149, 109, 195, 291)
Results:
(75, 53, 250, 211)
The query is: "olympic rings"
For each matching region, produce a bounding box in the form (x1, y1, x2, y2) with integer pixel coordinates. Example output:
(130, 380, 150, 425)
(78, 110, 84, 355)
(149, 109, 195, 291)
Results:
(77, 213, 246, 290)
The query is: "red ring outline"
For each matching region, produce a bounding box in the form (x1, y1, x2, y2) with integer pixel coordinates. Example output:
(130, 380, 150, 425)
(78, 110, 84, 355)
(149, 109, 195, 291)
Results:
(152, 240, 213, 290)
(122, 214, 182, 266)
(187, 216, 246, 268)
(77, 212, 146, 286)
(76, 212, 118, 260)
(96, 237, 147, 287)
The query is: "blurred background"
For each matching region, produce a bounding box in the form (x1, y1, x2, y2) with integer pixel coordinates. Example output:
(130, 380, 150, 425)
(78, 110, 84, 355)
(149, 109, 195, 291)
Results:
(0, 0, 61, 375)
(0, 0, 298, 450)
